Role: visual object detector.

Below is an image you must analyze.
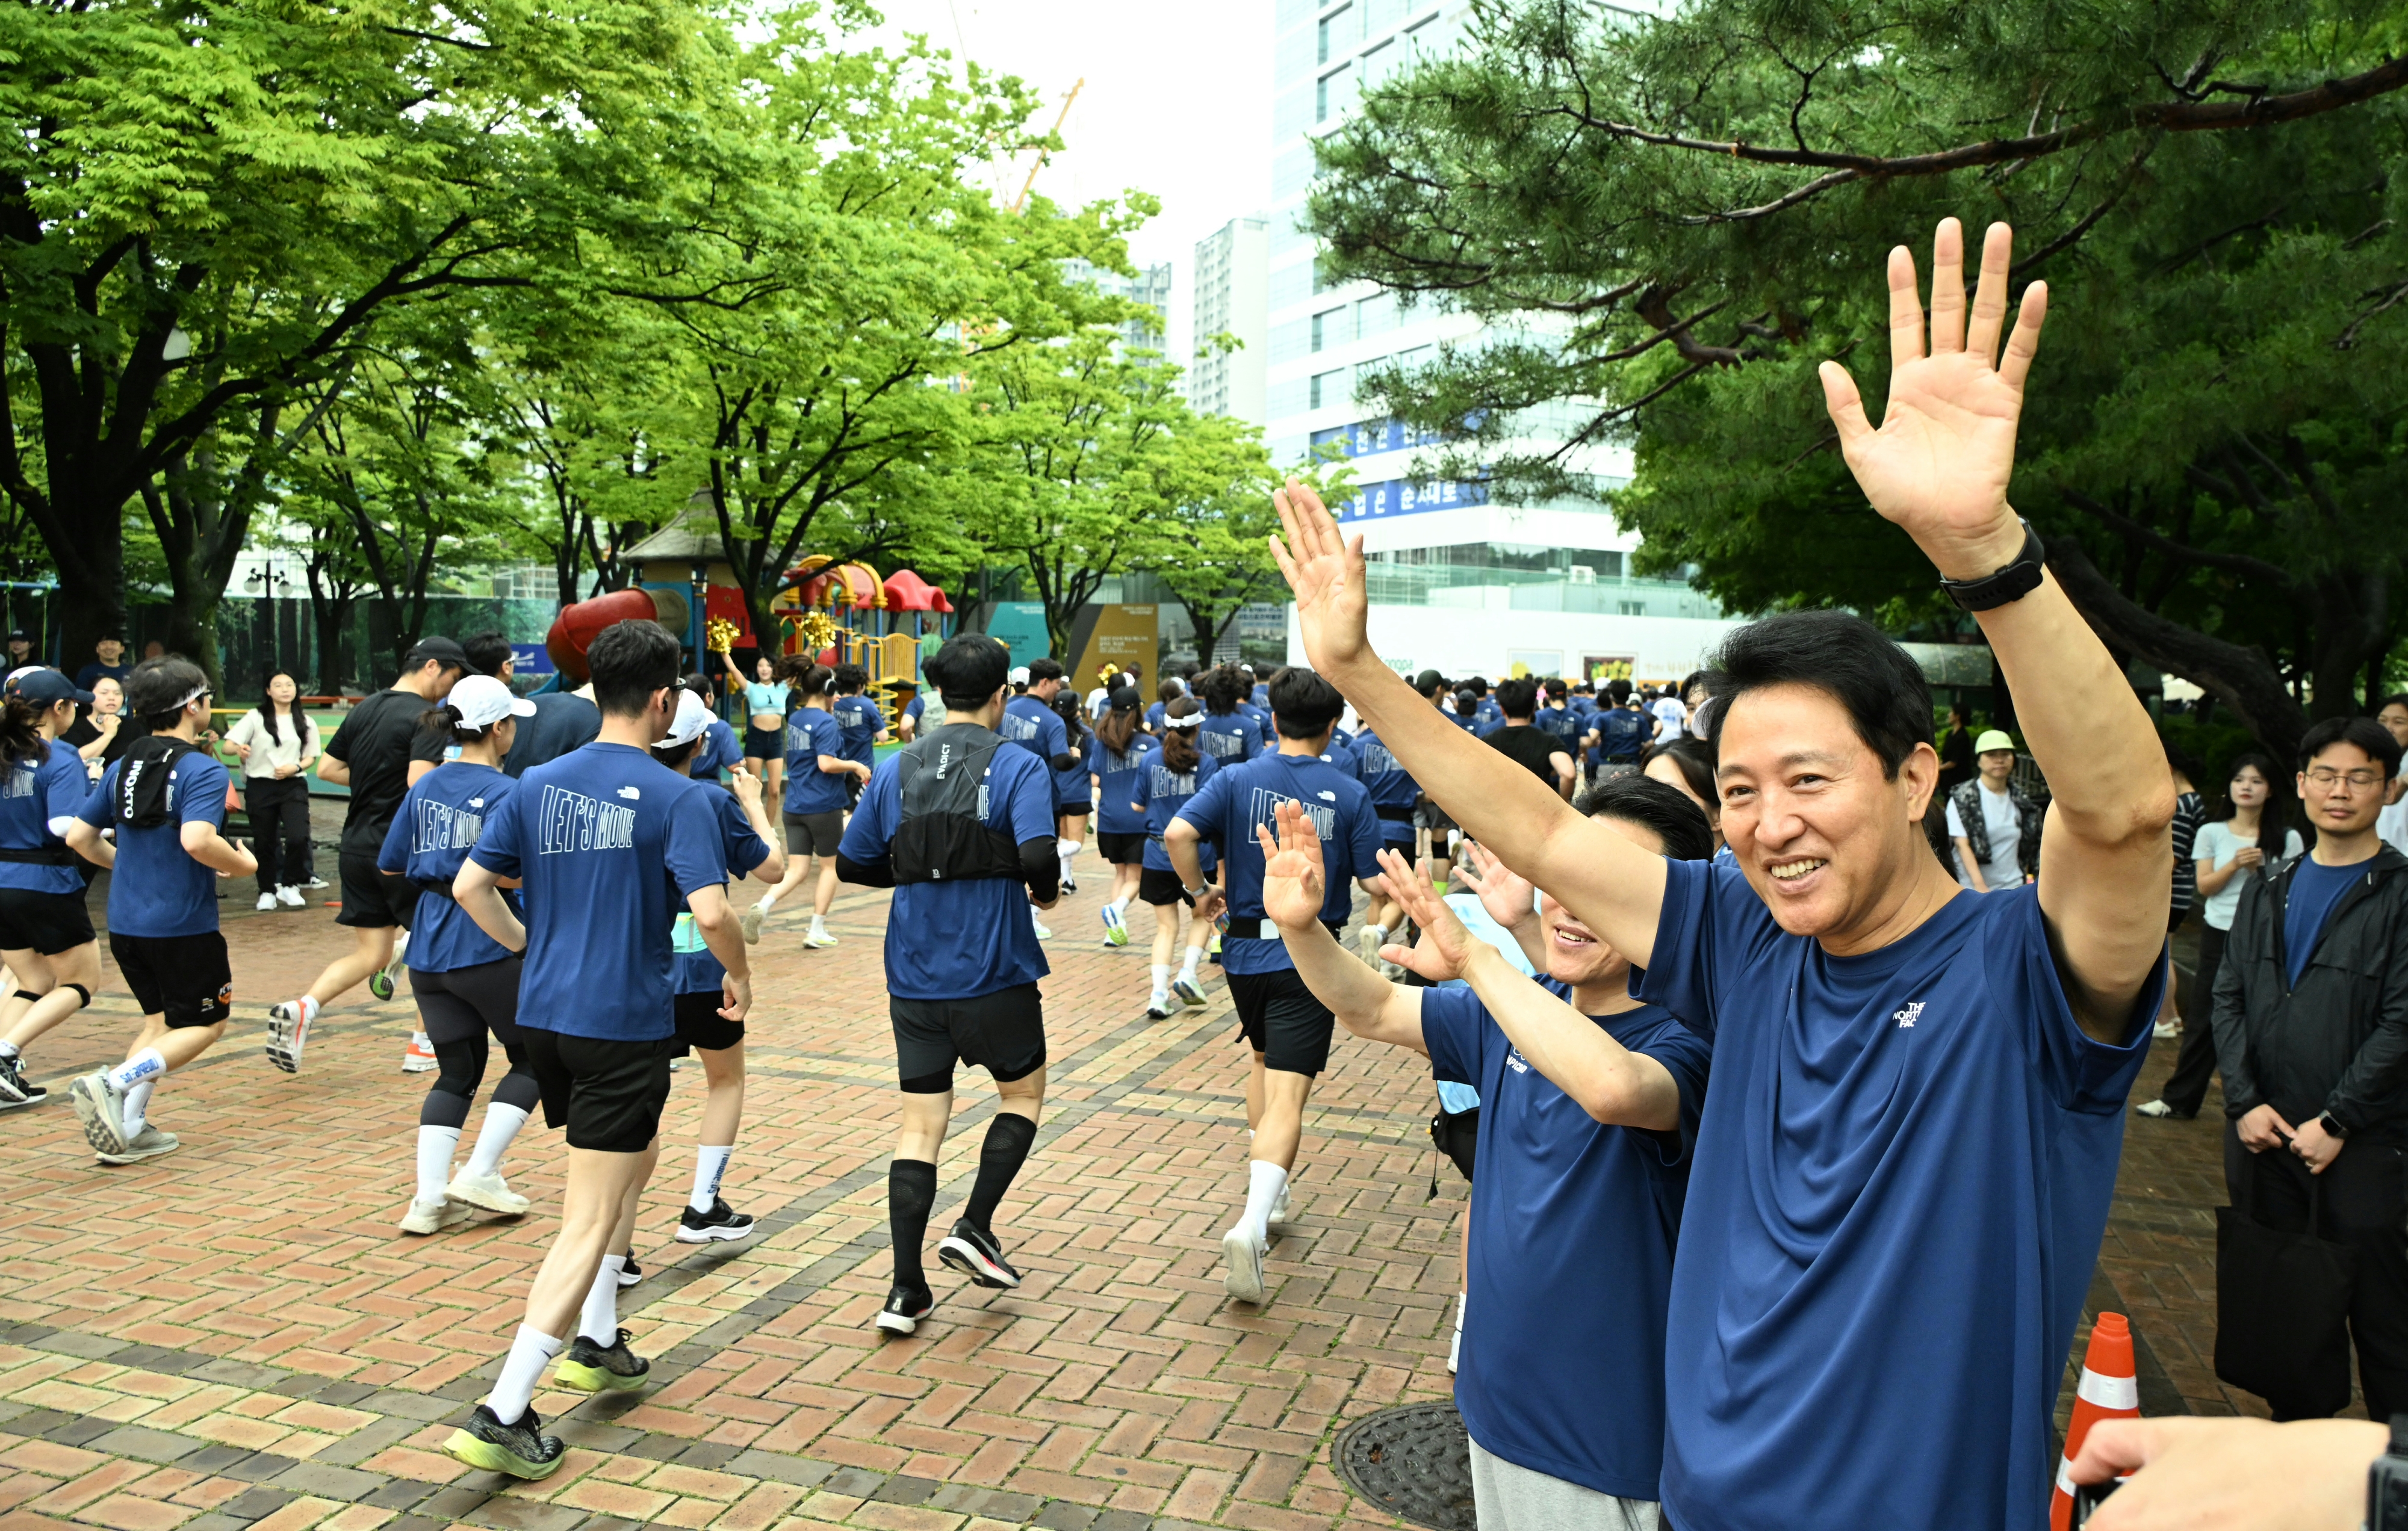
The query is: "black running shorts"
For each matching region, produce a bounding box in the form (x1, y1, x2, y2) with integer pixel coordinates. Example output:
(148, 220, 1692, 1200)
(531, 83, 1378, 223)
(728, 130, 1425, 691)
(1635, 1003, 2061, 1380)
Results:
(0, 885, 95, 956)
(336, 849, 417, 930)
(1137, 867, 1194, 907)
(1096, 831, 1145, 866)
(1056, 801, 1091, 819)
(410, 954, 524, 1047)
(1226, 967, 1338, 1077)
(890, 983, 1046, 1091)
(520, 1027, 675, 1152)
(674, 988, 745, 1054)
(783, 811, 843, 858)
(110, 931, 232, 1029)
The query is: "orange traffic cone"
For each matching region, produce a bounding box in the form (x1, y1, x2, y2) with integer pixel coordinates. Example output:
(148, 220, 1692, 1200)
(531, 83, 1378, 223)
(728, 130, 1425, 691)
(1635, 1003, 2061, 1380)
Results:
(2050, 1311, 2140, 1530)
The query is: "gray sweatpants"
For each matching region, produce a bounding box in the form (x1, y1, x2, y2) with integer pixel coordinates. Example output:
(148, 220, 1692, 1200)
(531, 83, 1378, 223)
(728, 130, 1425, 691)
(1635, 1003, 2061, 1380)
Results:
(1467, 1437, 1658, 1531)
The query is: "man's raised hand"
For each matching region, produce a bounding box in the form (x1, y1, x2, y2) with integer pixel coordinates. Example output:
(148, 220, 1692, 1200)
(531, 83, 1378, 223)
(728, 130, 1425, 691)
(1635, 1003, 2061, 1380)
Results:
(1268, 479, 1371, 676)
(1817, 218, 2046, 581)
(1373, 848, 1480, 983)
(1456, 840, 1538, 939)
(1256, 800, 1330, 933)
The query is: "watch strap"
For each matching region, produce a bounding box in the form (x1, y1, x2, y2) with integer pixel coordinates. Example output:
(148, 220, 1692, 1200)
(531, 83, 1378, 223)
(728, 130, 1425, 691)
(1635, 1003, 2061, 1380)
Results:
(1938, 519, 2046, 612)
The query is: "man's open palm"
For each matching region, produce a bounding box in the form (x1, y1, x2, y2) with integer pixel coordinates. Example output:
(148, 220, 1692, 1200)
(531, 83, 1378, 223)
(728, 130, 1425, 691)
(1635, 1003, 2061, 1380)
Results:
(1817, 219, 2047, 575)
(1257, 803, 1329, 931)
(1268, 480, 1370, 674)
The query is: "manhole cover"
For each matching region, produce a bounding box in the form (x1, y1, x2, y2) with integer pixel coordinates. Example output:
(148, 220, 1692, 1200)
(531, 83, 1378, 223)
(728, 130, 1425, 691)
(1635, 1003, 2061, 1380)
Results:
(1333, 1402, 1474, 1531)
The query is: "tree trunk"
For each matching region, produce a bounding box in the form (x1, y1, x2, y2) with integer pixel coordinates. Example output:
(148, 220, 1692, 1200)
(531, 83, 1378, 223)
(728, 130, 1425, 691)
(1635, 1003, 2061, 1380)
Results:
(2305, 569, 2389, 723)
(2046, 534, 2309, 760)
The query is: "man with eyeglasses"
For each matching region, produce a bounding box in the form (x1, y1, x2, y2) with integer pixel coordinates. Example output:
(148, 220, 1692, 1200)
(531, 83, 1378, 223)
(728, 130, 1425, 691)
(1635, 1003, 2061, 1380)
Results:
(2212, 714, 2408, 1421)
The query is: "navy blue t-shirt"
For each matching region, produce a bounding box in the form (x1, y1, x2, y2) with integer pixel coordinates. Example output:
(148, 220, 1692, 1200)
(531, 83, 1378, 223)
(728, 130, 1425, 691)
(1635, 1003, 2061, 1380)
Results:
(838, 737, 1055, 1001)
(1199, 710, 1262, 767)
(1094, 737, 1157, 835)
(1237, 700, 1272, 743)
(1590, 706, 1649, 764)
(2285, 856, 2363, 986)
(833, 694, 884, 768)
(1134, 752, 1217, 874)
(1351, 728, 1421, 844)
(1423, 980, 1710, 1501)
(1053, 743, 1093, 809)
(0, 741, 95, 895)
(674, 789, 771, 995)
(77, 750, 229, 939)
(1144, 701, 1167, 733)
(1000, 694, 1069, 768)
(1174, 752, 1380, 975)
(783, 709, 851, 815)
(376, 762, 520, 973)
(1635, 858, 2158, 1531)
(694, 719, 745, 781)
(467, 743, 727, 1041)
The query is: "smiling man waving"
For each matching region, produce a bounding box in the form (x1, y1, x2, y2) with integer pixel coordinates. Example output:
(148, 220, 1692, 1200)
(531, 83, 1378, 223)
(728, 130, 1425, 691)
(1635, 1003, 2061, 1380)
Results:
(1269, 219, 2174, 1530)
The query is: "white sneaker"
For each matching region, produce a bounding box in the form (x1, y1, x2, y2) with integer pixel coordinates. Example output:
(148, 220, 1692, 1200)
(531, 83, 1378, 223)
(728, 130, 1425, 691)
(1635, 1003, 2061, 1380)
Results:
(255, 892, 278, 912)
(397, 1198, 474, 1236)
(802, 927, 838, 950)
(276, 885, 306, 908)
(1032, 920, 1053, 941)
(305, 876, 330, 890)
(739, 903, 766, 945)
(265, 1001, 311, 1074)
(2135, 1099, 2189, 1119)
(445, 1168, 531, 1217)
(402, 1032, 438, 1072)
(2153, 1019, 2182, 1039)
(1221, 1225, 1268, 1305)
(1271, 1181, 1292, 1226)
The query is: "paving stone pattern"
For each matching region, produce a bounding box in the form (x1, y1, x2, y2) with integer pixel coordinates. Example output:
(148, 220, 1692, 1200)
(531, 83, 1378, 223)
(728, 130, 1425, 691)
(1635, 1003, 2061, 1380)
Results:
(0, 861, 2285, 1531)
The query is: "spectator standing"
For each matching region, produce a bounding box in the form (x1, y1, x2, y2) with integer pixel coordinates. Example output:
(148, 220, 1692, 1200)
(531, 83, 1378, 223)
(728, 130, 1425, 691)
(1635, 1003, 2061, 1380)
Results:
(62, 675, 127, 779)
(73, 634, 129, 693)
(2139, 753, 2301, 1120)
(2155, 742, 2206, 1039)
(2212, 716, 2408, 1420)
(222, 673, 320, 911)
(1944, 728, 2041, 891)
(2376, 693, 2408, 858)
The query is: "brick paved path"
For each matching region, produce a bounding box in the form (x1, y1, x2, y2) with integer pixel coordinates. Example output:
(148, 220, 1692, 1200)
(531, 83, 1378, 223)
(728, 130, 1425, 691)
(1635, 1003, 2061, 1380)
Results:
(0, 862, 2309, 1531)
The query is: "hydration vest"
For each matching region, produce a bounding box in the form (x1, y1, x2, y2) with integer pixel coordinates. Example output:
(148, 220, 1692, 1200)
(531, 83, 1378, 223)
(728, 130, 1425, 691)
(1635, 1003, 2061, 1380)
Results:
(892, 723, 1022, 883)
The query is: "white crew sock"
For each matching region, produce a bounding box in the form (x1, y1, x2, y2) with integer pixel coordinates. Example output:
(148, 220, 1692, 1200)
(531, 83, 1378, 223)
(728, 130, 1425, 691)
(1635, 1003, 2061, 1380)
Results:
(690, 1146, 733, 1214)
(464, 1102, 530, 1180)
(1180, 946, 1205, 980)
(579, 1255, 625, 1344)
(808, 912, 829, 937)
(1365, 924, 1388, 945)
(1149, 963, 1171, 1001)
(0, 1039, 19, 1060)
(108, 1048, 167, 1090)
(296, 994, 320, 1026)
(123, 1080, 155, 1135)
(415, 1125, 461, 1205)
(1060, 843, 1081, 879)
(1031, 905, 1047, 930)
(754, 890, 778, 915)
(1240, 1160, 1288, 1243)
(484, 1325, 564, 1426)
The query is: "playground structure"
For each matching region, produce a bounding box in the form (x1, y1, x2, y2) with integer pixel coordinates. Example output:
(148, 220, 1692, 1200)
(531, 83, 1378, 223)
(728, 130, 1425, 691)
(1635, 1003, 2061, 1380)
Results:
(768, 557, 956, 728)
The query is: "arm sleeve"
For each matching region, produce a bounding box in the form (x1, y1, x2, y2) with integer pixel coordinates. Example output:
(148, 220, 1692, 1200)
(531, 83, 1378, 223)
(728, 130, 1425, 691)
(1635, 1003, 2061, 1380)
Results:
(665, 790, 728, 897)
(1009, 758, 1058, 898)
(1944, 800, 1967, 838)
(1627, 857, 1742, 1045)
(76, 770, 113, 828)
(466, 788, 524, 879)
(718, 794, 769, 879)
(1173, 770, 1230, 845)
(323, 711, 358, 765)
(179, 758, 229, 829)
(836, 761, 896, 885)
(1635, 1021, 1714, 1168)
(411, 720, 448, 765)
(1418, 988, 1485, 1086)
(1020, 837, 1060, 903)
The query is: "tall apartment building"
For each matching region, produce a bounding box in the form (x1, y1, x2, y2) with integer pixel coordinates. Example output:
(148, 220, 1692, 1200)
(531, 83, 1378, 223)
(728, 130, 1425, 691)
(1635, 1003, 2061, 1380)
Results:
(1265, 0, 1734, 684)
(1189, 216, 1270, 425)
(1063, 257, 1175, 360)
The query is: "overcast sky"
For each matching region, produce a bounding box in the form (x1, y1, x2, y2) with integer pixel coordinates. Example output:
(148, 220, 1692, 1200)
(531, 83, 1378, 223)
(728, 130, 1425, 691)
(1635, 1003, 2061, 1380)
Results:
(856, 0, 1279, 368)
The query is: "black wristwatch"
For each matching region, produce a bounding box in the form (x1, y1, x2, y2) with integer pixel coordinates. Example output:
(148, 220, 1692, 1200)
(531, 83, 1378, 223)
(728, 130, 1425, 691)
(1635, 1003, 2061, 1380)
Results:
(1938, 519, 2046, 611)
(2321, 1110, 2351, 1140)
(2368, 1413, 2408, 1530)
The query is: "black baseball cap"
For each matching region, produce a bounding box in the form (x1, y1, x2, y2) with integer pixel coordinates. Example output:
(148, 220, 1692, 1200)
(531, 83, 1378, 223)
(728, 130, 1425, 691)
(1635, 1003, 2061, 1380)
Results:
(1412, 669, 1448, 694)
(5, 629, 27, 643)
(8, 669, 91, 706)
(405, 635, 470, 672)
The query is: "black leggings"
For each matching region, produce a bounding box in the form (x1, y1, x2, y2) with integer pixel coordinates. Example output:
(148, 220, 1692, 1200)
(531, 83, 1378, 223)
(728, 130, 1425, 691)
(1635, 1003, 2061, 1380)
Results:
(2160, 924, 2228, 1116)
(419, 1031, 541, 1128)
(246, 776, 312, 895)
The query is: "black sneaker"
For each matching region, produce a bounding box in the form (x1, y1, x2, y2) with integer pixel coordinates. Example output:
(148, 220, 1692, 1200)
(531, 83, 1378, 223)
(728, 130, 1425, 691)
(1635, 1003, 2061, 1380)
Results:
(0, 1054, 43, 1108)
(553, 1328, 651, 1393)
(674, 1197, 757, 1244)
(442, 1403, 566, 1480)
(937, 1219, 1021, 1289)
(875, 1283, 935, 1334)
(616, 1256, 643, 1288)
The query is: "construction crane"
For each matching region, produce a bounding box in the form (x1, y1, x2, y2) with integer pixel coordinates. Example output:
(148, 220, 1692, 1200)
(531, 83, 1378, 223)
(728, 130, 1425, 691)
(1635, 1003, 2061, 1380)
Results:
(1005, 78, 1084, 214)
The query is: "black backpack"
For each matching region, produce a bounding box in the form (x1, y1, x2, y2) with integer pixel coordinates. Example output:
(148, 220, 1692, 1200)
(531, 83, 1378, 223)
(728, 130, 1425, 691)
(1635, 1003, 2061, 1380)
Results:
(892, 723, 1023, 884)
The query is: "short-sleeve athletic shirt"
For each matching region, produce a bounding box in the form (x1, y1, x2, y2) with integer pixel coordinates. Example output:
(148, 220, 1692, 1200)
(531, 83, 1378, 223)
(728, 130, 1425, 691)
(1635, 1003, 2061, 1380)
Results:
(0, 743, 96, 895)
(1633, 858, 2158, 1531)
(1173, 752, 1380, 975)
(323, 689, 448, 853)
(999, 694, 1069, 767)
(674, 789, 772, 995)
(783, 710, 851, 815)
(77, 750, 230, 938)
(376, 761, 520, 973)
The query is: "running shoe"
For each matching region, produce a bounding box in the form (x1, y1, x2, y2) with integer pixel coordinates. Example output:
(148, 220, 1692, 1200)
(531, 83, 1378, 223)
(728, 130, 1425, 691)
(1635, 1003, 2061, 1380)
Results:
(402, 1033, 438, 1072)
(801, 928, 839, 950)
(1221, 1225, 1268, 1305)
(739, 902, 766, 945)
(304, 875, 330, 890)
(69, 1072, 131, 1157)
(554, 1328, 650, 1393)
(1271, 1181, 1292, 1226)
(398, 1198, 476, 1235)
(1061, 871, 1077, 894)
(255, 892, 278, 912)
(276, 885, 306, 908)
(1032, 919, 1052, 941)
(445, 1169, 531, 1217)
(875, 1284, 936, 1335)
(265, 1001, 311, 1073)
(1207, 932, 1221, 959)
(1356, 926, 1384, 965)
(443, 1404, 565, 1480)
(2134, 1099, 2192, 1120)
(1171, 975, 1208, 1009)
(674, 1198, 757, 1244)
(1146, 1000, 1172, 1021)
(370, 932, 412, 1002)
(617, 1256, 644, 1288)
(937, 1219, 1020, 1289)
(0, 1054, 43, 1107)
(1100, 905, 1127, 945)
(98, 1127, 179, 1166)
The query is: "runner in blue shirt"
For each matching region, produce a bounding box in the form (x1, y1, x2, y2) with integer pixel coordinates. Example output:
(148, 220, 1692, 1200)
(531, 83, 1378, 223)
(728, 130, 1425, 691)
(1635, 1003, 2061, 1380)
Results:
(836, 633, 1061, 1335)
(1131, 699, 1218, 1016)
(998, 658, 1078, 938)
(1050, 691, 1094, 894)
(1349, 721, 1421, 970)
(832, 663, 888, 808)
(650, 686, 783, 1248)
(741, 655, 789, 801)
(0, 670, 108, 1109)
(682, 672, 745, 785)
(1144, 675, 1185, 735)
(1167, 666, 1384, 1307)
(1197, 665, 1265, 767)
(1266, 221, 2174, 1531)
(374, 674, 542, 1235)
(64, 659, 255, 1166)
(1259, 776, 1715, 1524)
(744, 666, 867, 951)
(444, 619, 752, 1481)
(1089, 690, 1157, 947)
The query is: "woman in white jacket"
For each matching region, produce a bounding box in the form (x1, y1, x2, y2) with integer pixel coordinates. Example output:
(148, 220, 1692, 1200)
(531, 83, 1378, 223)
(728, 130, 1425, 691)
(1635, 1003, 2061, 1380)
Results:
(223, 673, 321, 910)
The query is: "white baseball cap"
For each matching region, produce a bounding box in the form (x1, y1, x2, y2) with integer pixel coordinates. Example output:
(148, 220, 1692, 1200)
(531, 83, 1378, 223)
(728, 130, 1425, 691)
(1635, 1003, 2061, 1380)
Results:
(1008, 666, 1031, 686)
(449, 673, 536, 731)
(659, 687, 713, 749)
